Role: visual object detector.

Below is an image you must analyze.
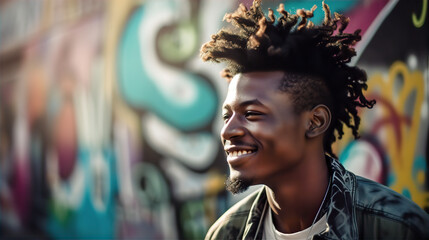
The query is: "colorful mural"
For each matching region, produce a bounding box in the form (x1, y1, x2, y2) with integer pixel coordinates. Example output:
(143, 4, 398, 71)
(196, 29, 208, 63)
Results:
(337, 0, 429, 210)
(0, 0, 428, 239)
(112, 1, 231, 238)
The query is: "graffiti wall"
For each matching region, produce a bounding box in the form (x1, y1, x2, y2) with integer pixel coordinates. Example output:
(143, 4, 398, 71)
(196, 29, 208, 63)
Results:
(0, 0, 427, 239)
(109, 0, 231, 238)
(335, 0, 429, 211)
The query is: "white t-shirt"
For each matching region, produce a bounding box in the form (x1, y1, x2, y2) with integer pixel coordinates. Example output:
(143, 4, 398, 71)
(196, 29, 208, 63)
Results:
(263, 209, 328, 240)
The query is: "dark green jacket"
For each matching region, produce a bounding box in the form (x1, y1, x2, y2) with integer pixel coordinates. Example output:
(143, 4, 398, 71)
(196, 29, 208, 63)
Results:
(206, 157, 429, 239)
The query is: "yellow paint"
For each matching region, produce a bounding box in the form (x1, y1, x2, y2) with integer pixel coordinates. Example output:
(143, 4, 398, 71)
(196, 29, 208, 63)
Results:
(412, 0, 427, 28)
(204, 172, 227, 196)
(105, 0, 144, 143)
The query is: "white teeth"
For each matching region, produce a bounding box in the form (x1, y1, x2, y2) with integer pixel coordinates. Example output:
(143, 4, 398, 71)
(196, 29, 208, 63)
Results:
(228, 150, 254, 157)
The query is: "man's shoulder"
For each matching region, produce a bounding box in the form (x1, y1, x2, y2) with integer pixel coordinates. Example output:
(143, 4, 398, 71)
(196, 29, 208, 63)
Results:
(354, 176, 428, 219)
(205, 187, 264, 240)
(354, 176, 429, 238)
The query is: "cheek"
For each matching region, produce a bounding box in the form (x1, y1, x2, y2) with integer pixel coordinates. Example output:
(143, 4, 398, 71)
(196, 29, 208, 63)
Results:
(266, 124, 306, 153)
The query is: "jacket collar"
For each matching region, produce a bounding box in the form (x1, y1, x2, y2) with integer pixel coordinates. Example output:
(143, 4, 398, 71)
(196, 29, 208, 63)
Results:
(243, 188, 268, 240)
(319, 156, 358, 240)
(243, 156, 358, 240)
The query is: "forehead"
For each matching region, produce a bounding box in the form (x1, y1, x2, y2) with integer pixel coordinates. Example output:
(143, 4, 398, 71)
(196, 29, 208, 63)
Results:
(223, 71, 285, 105)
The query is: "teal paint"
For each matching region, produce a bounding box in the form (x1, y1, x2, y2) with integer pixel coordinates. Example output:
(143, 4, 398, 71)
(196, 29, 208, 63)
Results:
(118, 5, 217, 131)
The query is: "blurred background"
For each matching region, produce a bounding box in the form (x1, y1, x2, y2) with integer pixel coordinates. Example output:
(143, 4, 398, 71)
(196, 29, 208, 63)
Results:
(0, 0, 427, 239)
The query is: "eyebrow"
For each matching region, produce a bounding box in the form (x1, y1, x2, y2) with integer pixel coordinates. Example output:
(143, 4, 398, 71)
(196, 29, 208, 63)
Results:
(223, 99, 265, 110)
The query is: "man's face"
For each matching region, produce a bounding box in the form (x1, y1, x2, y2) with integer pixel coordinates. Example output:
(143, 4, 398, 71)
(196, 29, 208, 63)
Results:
(221, 71, 309, 193)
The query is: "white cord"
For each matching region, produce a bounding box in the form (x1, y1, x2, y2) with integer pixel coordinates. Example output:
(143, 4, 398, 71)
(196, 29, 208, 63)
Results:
(306, 178, 331, 240)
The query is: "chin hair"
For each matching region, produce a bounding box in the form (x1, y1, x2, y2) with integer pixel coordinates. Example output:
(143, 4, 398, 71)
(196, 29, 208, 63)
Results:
(225, 176, 251, 195)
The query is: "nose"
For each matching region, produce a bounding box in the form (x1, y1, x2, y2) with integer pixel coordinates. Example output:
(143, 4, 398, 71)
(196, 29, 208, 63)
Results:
(220, 114, 245, 141)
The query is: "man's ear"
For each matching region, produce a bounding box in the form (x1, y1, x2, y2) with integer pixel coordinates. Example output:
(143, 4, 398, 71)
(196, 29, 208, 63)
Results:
(305, 104, 331, 138)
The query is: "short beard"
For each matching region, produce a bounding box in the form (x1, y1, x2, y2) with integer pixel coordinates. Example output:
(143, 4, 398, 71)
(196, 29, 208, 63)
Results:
(225, 176, 251, 195)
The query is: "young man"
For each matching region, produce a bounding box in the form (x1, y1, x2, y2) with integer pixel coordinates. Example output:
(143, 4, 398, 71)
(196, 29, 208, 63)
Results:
(200, 1, 429, 239)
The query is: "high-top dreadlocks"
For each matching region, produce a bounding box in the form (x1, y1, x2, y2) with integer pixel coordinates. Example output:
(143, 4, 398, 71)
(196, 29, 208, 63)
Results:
(200, 0, 375, 158)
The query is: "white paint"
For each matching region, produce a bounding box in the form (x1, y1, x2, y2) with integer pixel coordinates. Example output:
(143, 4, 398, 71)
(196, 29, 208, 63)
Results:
(142, 113, 217, 170)
(343, 141, 383, 183)
(90, 151, 110, 212)
(114, 122, 137, 206)
(139, 0, 197, 105)
(407, 54, 418, 71)
(161, 158, 208, 199)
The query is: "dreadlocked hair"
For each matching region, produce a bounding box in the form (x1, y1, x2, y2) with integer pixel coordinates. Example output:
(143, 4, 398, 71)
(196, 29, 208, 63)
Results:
(200, 0, 375, 158)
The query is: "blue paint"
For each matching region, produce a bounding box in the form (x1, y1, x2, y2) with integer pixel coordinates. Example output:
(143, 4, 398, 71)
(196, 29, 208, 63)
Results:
(338, 140, 355, 164)
(117, 6, 217, 131)
(387, 171, 396, 186)
(46, 147, 118, 239)
(402, 188, 412, 200)
(412, 155, 427, 190)
(264, 0, 359, 25)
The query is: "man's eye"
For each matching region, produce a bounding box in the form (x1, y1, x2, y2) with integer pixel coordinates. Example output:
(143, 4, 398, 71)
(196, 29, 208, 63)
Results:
(222, 114, 230, 122)
(245, 111, 263, 120)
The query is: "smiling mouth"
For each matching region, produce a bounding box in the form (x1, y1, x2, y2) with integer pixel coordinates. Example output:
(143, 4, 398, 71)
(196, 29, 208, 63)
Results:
(227, 150, 257, 157)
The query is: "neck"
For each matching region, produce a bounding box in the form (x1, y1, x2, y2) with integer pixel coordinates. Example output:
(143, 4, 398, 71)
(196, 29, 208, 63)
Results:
(266, 150, 329, 233)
